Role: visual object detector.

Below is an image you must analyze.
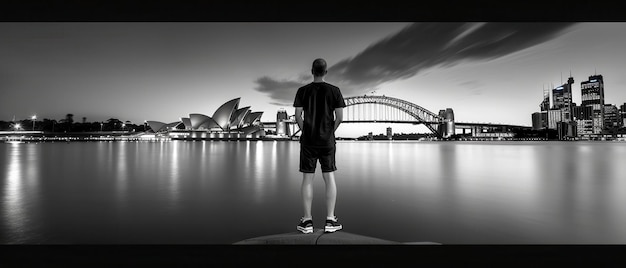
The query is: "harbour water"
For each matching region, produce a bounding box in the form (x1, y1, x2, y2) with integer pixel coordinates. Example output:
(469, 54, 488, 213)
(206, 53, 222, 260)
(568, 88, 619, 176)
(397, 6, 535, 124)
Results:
(1, 140, 626, 244)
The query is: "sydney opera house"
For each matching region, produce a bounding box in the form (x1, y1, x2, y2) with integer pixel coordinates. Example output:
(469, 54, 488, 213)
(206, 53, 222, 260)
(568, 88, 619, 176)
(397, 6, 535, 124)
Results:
(146, 98, 266, 140)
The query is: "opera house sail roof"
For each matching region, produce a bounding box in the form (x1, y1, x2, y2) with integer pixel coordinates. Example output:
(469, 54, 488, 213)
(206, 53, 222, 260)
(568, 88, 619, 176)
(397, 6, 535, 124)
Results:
(146, 97, 264, 137)
(212, 98, 240, 131)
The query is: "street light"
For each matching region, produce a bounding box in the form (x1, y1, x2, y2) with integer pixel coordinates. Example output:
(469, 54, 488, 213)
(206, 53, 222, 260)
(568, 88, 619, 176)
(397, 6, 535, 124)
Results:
(100, 122, 104, 132)
(31, 115, 36, 130)
(14, 123, 21, 131)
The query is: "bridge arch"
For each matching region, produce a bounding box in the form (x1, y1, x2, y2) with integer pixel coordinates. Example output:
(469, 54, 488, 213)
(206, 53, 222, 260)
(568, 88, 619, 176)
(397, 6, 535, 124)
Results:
(343, 95, 447, 137)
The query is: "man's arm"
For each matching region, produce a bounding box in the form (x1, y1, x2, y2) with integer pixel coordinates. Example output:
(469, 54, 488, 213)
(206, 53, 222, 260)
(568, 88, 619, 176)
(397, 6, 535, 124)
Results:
(333, 107, 343, 131)
(295, 107, 304, 130)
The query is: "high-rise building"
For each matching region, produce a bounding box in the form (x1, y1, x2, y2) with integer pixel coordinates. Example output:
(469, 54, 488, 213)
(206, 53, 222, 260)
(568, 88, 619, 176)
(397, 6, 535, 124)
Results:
(573, 103, 593, 121)
(581, 75, 605, 134)
(619, 103, 626, 127)
(573, 104, 593, 137)
(556, 121, 574, 140)
(576, 119, 594, 136)
(552, 76, 574, 122)
(386, 127, 392, 140)
(547, 109, 562, 130)
(604, 104, 620, 130)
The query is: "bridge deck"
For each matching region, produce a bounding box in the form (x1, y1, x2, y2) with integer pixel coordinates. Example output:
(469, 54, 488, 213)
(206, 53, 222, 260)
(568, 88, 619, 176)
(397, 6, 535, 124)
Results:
(263, 121, 531, 129)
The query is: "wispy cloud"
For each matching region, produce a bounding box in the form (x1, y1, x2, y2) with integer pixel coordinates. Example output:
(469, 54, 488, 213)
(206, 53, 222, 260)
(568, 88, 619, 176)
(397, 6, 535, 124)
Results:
(459, 80, 484, 96)
(254, 76, 307, 106)
(254, 22, 576, 105)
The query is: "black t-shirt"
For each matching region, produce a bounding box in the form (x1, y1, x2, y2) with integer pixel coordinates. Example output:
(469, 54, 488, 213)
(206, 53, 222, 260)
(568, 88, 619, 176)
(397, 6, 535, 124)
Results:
(293, 82, 346, 147)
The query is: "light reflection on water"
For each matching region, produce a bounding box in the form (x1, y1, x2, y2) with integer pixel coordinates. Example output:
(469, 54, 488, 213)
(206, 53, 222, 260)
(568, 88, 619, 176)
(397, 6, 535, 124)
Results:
(1, 141, 625, 244)
(3, 143, 25, 242)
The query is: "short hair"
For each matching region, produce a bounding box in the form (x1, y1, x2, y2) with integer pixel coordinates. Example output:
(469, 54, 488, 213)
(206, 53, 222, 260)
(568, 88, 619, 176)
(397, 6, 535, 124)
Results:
(312, 58, 327, 76)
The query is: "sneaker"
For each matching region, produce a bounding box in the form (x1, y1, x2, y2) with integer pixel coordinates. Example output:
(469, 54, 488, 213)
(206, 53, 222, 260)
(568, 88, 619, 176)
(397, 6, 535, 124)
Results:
(297, 218, 313, 234)
(324, 216, 343, 233)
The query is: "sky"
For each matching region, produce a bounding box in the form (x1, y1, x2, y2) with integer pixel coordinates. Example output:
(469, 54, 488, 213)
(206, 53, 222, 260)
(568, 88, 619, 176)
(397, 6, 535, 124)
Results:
(1, 22, 626, 138)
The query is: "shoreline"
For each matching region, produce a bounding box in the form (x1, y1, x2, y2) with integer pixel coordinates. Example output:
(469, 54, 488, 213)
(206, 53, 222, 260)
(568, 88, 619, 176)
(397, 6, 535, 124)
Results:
(3, 136, 626, 143)
(1, 131, 625, 143)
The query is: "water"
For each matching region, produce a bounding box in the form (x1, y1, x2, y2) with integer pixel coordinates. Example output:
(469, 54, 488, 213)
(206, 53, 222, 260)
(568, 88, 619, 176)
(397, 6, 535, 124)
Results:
(1, 140, 626, 244)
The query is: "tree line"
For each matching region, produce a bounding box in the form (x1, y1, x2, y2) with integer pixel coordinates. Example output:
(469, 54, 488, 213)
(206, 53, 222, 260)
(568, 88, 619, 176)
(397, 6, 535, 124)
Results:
(0, 114, 148, 132)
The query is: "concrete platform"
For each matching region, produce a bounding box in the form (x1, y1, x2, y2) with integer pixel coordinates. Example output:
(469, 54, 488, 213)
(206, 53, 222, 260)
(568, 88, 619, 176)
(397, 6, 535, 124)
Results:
(234, 229, 441, 245)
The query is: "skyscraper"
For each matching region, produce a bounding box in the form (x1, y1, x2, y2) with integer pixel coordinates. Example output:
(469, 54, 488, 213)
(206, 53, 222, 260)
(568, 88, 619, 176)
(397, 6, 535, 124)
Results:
(581, 75, 605, 134)
(547, 109, 562, 130)
(604, 104, 620, 130)
(619, 103, 626, 127)
(552, 76, 574, 122)
(573, 103, 593, 121)
(386, 127, 392, 140)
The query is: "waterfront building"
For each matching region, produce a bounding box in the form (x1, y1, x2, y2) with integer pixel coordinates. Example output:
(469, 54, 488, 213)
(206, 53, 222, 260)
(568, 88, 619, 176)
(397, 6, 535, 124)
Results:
(619, 103, 626, 127)
(576, 119, 594, 136)
(532, 112, 545, 130)
(146, 97, 265, 139)
(573, 103, 593, 121)
(556, 121, 575, 140)
(581, 75, 605, 134)
(604, 104, 620, 130)
(386, 127, 392, 140)
(552, 76, 574, 122)
(547, 109, 562, 130)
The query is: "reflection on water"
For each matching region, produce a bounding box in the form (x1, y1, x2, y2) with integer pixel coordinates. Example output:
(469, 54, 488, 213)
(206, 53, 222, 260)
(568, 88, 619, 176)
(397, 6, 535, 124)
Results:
(3, 143, 25, 242)
(1, 141, 625, 244)
(2, 144, 42, 243)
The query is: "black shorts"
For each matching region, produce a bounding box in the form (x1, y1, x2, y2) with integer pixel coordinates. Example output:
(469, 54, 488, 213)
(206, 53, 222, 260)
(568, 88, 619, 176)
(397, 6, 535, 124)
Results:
(299, 144, 337, 173)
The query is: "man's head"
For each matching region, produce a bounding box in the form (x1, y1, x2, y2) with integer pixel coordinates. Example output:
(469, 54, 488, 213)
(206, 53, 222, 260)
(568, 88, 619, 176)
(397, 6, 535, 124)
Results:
(311, 58, 327, 77)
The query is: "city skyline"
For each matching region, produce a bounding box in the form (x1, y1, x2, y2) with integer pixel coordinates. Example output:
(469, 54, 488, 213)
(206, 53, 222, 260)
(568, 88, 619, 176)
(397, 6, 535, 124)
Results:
(2, 23, 626, 138)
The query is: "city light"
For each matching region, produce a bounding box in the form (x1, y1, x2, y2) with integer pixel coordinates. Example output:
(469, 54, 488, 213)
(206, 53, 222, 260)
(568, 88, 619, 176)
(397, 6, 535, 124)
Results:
(14, 123, 21, 130)
(31, 115, 36, 130)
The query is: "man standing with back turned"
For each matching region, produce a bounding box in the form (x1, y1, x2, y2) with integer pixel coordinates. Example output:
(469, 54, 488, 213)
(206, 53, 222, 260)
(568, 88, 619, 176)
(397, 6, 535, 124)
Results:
(294, 58, 346, 234)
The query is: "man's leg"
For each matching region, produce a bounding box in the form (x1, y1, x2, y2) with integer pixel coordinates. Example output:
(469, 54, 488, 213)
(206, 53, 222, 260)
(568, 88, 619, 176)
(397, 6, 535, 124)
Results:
(321, 172, 337, 218)
(301, 172, 315, 220)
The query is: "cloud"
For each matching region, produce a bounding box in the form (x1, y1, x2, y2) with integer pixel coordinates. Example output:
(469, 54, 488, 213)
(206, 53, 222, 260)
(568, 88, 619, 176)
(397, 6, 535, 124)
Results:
(254, 76, 307, 106)
(459, 80, 481, 88)
(458, 80, 483, 96)
(254, 22, 576, 104)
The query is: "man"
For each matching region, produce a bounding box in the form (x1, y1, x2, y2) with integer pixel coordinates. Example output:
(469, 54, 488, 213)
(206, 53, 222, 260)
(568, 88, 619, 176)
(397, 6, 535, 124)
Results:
(293, 58, 346, 234)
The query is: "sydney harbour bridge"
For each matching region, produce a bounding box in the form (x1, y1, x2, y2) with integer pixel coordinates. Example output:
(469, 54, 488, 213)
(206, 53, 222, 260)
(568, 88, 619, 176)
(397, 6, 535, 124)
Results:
(266, 95, 531, 139)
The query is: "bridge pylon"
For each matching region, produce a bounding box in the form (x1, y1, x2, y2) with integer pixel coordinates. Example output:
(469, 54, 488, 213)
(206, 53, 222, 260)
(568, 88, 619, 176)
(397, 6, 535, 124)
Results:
(437, 108, 455, 138)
